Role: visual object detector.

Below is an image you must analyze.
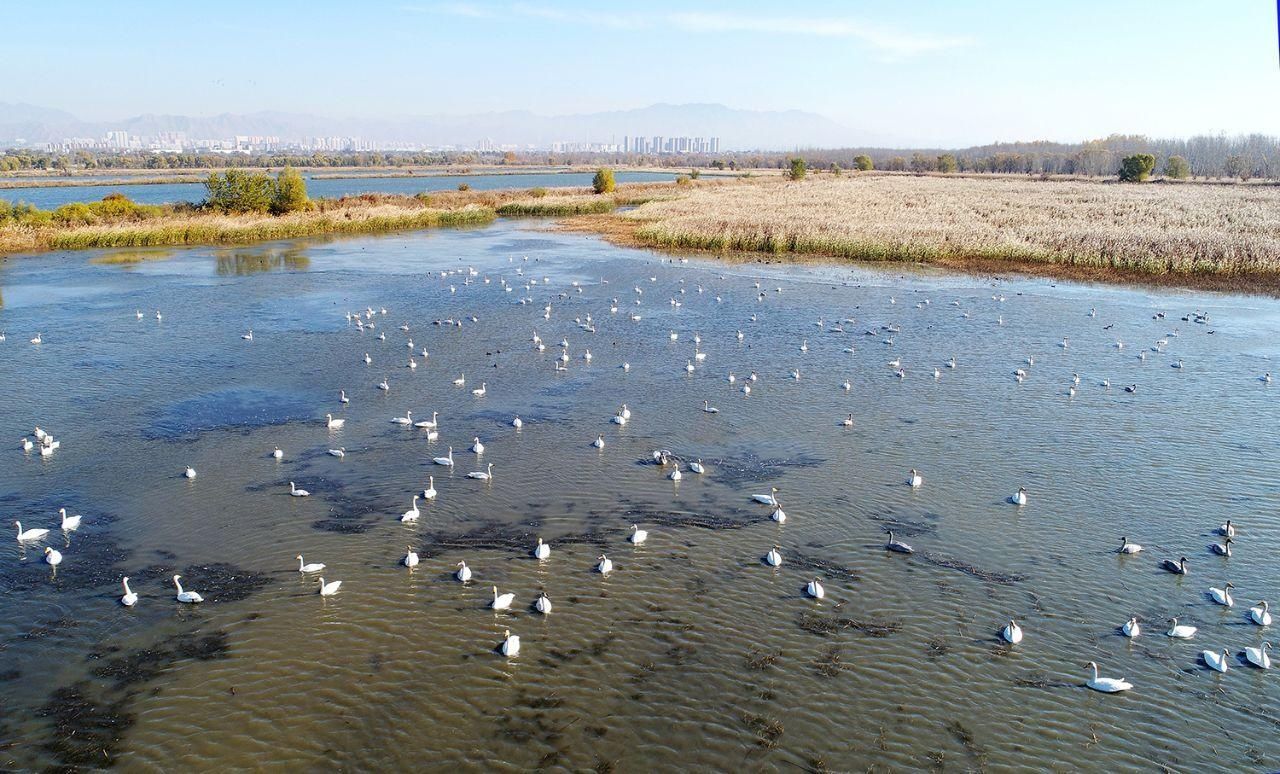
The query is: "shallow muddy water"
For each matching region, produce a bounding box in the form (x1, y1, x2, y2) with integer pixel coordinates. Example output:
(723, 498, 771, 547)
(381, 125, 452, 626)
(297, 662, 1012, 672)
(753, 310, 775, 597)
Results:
(1, 220, 1278, 771)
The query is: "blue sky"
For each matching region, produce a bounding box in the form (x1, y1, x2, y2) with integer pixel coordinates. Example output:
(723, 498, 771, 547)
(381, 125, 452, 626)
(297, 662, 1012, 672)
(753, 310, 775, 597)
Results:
(4, 0, 1278, 145)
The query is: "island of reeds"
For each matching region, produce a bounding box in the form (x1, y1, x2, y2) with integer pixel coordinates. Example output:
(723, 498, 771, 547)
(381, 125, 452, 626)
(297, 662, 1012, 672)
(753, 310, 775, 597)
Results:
(5, 161, 1280, 294)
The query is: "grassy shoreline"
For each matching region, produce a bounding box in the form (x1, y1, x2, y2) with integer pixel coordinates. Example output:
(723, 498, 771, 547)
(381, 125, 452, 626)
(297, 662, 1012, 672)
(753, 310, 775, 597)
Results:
(0, 182, 689, 256)
(558, 175, 1280, 295)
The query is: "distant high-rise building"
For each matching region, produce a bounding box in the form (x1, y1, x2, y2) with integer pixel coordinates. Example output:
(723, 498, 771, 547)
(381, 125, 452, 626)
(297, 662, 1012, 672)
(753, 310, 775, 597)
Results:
(105, 130, 128, 149)
(710, 137, 720, 153)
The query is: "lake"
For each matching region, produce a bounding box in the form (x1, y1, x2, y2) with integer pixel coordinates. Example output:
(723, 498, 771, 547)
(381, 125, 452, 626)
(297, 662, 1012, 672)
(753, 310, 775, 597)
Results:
(0, 170, 680, 210)
(1, 219, 1277, 770)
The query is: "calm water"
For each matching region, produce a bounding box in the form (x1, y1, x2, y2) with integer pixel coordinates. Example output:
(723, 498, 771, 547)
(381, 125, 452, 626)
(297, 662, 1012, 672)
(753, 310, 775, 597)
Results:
(0, 171, 678, 210)
(1, 221, 1278, 771)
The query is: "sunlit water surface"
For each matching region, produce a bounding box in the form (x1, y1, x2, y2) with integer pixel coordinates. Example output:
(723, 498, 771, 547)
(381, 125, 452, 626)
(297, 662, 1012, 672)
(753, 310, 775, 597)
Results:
(1, 220, 1278, 771)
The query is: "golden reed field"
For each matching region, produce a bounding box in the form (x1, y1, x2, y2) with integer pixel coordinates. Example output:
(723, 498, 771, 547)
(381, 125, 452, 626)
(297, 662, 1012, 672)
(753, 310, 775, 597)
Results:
(602, 174, 1280, 288)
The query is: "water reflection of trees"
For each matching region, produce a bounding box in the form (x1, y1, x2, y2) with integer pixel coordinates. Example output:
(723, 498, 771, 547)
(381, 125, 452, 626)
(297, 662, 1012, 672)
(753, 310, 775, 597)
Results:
(215, 245, 311, 275)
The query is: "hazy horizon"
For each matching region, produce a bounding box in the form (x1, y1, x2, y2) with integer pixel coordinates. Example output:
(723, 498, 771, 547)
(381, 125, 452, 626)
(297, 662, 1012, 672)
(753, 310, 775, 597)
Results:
(4, 0, 1279, 146)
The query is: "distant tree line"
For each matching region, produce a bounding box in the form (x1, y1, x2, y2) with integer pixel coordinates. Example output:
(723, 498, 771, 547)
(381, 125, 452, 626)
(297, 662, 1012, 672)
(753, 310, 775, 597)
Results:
(2, 133, 1277, 181)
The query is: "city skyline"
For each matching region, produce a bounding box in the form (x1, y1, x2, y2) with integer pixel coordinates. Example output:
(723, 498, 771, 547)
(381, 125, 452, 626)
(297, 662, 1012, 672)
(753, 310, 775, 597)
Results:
(3, 1, 1277, 147)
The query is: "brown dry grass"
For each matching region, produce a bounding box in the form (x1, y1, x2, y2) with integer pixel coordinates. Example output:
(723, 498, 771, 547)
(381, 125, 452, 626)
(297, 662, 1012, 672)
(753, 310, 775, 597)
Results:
(561, 175, 1280, 293)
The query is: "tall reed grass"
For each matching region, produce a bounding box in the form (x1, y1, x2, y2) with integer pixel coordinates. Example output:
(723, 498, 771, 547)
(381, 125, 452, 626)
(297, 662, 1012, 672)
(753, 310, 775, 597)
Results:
(497, 196, 616, 216)
(624, 176, 1280, 277)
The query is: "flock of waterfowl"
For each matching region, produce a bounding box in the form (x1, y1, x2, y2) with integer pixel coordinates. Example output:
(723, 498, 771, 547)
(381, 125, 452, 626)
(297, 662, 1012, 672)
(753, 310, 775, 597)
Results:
(10, 257, 1273, 691)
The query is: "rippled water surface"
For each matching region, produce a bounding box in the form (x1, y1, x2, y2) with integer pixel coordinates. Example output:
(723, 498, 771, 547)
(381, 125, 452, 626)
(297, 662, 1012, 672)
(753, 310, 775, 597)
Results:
(1, 221, 1278, 771)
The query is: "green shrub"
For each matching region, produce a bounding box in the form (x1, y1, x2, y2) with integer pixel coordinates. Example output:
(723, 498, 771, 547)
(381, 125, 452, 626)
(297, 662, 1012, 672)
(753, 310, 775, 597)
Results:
(853, 155, 873, 171)
(529, 187, 548, 198)
(592, 168, 616, 194)
(457, 183, 471, 191)
(1163, 155, 1190, 179)
(271, 166, 309, 214)
(1118, 154, 1156, 182)
(787, 158, 807, 181)
(54, 202, 98, 226)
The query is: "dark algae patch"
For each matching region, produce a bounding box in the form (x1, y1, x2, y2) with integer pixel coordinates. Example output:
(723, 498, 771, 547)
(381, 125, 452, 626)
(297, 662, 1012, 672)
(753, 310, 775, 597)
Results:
(37, 682, 135, 769)
(90, 630, 231, 690)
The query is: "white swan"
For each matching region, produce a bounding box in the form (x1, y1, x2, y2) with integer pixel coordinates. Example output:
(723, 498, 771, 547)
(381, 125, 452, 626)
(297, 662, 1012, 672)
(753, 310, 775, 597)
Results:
(612, 412, 627, 426)
(339, 389, 350, 404)
(669, 468, 682, 481)
(456, 561, 472, 582)
(413, 411, 439, 429)
(1162, 556, 1189, 575)
(1245, 642, 1272, 669)
(184, 466, 197, 479)
(592, 435, 605, 449)
(1209, 582, 1234, 607)
(453, 373, 465, 386)
(289, 481, 310, 497)
(14, 521, 49, 542)
(908, 469, 923, 488)
(770, 503, 786, 523)
(597, 554, 613, 575)
(1202, 648, 1230, 673)
(433, 448, 454, 467)
(173, 575, 203, 603)
(491, 586, 514, 610)
(1211, 537, 1233, 557)
(765, 546, 782, 567)
(326, 413, 345, 429)
(1166, 617, 1197, 638)
(21, 438, 33, 452)
(512, 415, 523, 429)
(59, 508, 82, 532)
(690, 459, 705, 474)
(296, 555, 325, 573)
(1084, 661, 1132, 693)
(842, 414, 854, 427)
(1011, 487, 1028, 506)
(403, 546, 419, 568)
(1251, 601, 1272, 626)
(500, 629, 520, 657)
(702, 400, 720, 414)
(377, 378, 390, 392)
(1001, 620, 1023, 644)
(242, 329, 253, 341)
(401, 495, 420, 522)
(471, 383, 486, 397)
(467, 463, 494, 480)
(120, 577, 138, 607)
(533, 537, 550, 560)
(629, 525, 648, 544)
(391, 410, 413, 425)
(328, 447, 345, 457)
(752, 487, 780, 505)
(422, 476, 437, 500)
(535, 593, 552, 615)
(1122, 617, 1140, 637)
(471, 437, 485, 454)
(272, 447, 283, 460)
(318, 577, 342, 596)
(44, 546, 62, 566)
(1118, 537, 1142, 554)
(1219, 520, 1236, 537)
(805, 579, 825, 599)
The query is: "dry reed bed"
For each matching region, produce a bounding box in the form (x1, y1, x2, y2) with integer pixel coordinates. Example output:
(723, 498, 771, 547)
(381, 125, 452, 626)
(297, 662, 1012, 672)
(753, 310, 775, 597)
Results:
(622, 176, 1280, 276)
(0, 201, 495, 254)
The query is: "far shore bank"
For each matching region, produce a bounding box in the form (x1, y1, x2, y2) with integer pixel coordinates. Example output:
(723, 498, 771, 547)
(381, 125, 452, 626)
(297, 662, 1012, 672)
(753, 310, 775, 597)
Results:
(0, 165, 737, 190)
(5, 173, 1279, 297)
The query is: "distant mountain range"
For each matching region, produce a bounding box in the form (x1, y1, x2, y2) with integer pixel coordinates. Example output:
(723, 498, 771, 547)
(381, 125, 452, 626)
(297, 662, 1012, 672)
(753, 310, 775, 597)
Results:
(0, 102, 864, 150)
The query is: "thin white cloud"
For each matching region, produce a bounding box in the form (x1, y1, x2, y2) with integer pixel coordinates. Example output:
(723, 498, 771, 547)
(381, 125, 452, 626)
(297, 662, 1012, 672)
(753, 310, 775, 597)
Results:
(419, 3, 968, 56)
(669, 12, 971, 56)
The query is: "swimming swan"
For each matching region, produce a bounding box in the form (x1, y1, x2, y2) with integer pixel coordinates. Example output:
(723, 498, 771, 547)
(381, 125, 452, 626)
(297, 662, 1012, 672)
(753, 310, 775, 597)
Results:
(173, 575, 203, 603)
(120, 577, 138, 607)
(318, 577, 342, 596)
(1084, 661, 1132, 693)
(1001, 619, 1023, 644)
(491, 586, 514, 610)
(1166, 618, 1197, 638)
(1209, 582, 1234, 607)
(296, 555, 325, 573)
